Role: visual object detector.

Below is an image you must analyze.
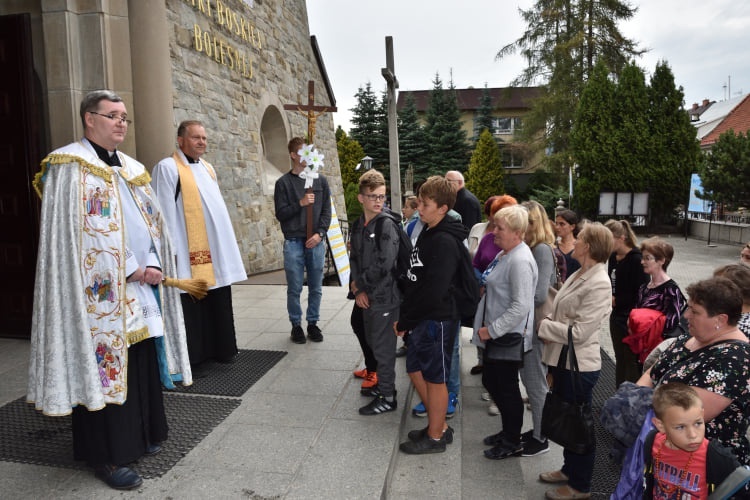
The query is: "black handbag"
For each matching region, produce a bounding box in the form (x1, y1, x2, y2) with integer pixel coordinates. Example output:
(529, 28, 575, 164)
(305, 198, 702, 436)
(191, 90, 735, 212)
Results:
(486, 331, 524, 361)
(541, 325, 596, 454)
(482, 294, 529, 362)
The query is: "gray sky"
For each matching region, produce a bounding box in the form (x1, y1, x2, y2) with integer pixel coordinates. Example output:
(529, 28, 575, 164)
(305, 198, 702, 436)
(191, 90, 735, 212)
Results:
(306, 1, 750, 134)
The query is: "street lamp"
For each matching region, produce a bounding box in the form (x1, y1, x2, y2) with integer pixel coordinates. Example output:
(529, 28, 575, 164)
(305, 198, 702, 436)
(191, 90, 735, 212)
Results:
(361, 156, 373, 170)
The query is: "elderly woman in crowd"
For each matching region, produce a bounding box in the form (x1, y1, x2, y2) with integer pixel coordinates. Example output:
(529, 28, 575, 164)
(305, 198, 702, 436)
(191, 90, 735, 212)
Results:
(638, 277, 750, 467)
(538, 222, 613, 500)
(470, 194, 518, 380)
(636, 237, 686, 337)
(605, 219, 649, 386)
(473, 205, 538, 460)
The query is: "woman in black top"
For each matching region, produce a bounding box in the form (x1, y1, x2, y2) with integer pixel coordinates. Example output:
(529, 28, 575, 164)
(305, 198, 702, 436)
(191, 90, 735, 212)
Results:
(555, 209, 580, 280)
(605, 219, 649, 386)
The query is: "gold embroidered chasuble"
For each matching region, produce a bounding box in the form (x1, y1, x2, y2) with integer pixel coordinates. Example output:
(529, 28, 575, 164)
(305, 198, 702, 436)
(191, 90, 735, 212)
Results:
(28, 141, 192, 416)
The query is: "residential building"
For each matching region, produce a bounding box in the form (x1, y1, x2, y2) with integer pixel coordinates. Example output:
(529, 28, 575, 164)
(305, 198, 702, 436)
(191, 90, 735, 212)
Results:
(396, 87, 542, 182)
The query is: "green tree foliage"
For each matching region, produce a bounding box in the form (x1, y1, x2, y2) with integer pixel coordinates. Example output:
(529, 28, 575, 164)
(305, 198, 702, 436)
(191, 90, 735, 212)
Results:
(335, 127, 365, 222)
(336, 126, 365, 188)
(570, 60, 701, 222)
(648, 61, 701, 222)
(700, 130, 750, 208)
(610, 62, 650, 194)
(397, 93, 429, 184)
(424, 73, 470, 176)
(350, 83, 388, 164)
(474, 84, 495, 142)
(344, 182, 363, 223)
(529, 184, 570, 219)
(465, 129, 504, 204)
(497, 0, 643, 172)
(570, 60, 617, 213)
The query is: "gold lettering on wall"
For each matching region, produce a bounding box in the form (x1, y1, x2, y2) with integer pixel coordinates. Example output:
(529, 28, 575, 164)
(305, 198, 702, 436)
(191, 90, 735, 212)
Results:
(183, 0, 264, 49)
(192, 24, 253, 79)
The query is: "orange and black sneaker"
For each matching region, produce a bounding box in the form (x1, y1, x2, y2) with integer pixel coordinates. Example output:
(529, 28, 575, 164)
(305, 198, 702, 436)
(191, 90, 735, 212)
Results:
(352, 368, 368, 379)
(360, 371, 378, 396)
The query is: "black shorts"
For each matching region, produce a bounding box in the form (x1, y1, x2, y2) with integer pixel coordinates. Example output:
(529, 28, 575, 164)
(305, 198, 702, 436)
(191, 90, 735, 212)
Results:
(405, 319, 459, 384)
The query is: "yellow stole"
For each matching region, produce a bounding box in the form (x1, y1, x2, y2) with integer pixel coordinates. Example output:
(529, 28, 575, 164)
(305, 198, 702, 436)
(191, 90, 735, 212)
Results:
(174, 152, 216, 286)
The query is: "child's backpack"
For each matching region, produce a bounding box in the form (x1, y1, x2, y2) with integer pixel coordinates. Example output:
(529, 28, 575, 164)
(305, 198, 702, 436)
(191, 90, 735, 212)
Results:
(452, 237, 480, 326)
(373, 212, 413, 290)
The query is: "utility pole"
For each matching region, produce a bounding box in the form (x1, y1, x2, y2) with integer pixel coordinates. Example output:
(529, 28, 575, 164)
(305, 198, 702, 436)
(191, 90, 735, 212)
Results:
(381, 36, 401, 215)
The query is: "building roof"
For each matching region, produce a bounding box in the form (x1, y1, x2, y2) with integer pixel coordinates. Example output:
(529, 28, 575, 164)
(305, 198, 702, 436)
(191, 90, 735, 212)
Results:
(693, 93, 747, 141)
(396, 87, 540, 112)
(687, 99, 715, 122)
(699, 94, 750, 147)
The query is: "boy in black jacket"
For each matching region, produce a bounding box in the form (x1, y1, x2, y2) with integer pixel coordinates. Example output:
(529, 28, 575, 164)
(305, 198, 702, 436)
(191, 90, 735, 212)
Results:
(396, 176, 469, 454)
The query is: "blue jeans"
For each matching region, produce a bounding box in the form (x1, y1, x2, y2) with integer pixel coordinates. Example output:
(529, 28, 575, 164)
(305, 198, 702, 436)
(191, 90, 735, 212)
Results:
(549, 366, 600, 493)
(283, 238, 325, 325)
(447, 323, 460, 396)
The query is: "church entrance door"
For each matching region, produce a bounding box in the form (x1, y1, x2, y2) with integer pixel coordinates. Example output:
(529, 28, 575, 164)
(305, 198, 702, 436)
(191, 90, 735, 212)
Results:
(0, 14, 42, 338)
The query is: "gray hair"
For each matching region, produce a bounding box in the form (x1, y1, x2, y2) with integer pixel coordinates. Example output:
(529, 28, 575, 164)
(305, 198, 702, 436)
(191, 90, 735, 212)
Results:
(79, 90, 123, 129)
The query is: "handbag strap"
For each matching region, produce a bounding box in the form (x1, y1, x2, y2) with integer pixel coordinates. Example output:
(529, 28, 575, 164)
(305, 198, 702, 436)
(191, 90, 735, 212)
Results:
(554, 325, 585, 404)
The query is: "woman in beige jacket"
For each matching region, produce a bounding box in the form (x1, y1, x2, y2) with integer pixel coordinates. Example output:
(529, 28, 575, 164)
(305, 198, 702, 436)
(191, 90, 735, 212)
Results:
(537, 221, 613, 500)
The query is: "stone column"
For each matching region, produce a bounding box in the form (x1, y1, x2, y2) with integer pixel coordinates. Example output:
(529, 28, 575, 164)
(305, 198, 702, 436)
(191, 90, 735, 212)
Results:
(127, 0, 174, 170)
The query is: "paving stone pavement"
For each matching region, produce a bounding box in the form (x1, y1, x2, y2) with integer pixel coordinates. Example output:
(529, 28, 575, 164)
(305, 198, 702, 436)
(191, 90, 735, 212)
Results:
(0, 236, 741, 499)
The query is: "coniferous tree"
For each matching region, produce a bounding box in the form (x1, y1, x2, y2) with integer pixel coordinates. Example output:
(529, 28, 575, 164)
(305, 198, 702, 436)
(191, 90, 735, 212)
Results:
(497, 0, 643, 173)
(349, 83, 381, 158)
(424, 73, 469, 176)
(465, 129, 504, 204)
(571, 60, 700, 222)
(648, 61, 701, 223)
(571, 60, 617, 214)
(474, 84, 495, 142)
(398, 93, 429, 183)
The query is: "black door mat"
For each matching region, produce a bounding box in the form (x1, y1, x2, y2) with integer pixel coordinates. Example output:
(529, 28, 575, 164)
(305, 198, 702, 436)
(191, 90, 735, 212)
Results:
(0, 392, 240, 478)
(590, 349, 620, 499)
(174, 349, 287, 397)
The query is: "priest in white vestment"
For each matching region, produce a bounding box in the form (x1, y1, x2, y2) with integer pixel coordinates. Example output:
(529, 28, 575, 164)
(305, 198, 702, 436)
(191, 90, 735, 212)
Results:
(152, 120, 247, 371)
(28, 90, 191, 490)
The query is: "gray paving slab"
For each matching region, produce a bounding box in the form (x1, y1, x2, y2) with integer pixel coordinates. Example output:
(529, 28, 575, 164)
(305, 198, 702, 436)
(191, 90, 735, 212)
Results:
(0, 236, 744, 499)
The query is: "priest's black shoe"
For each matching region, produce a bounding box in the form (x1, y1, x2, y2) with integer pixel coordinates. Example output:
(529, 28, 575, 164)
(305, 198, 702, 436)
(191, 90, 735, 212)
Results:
(94, 464, 143, 490)
(145, 442, 162, 456)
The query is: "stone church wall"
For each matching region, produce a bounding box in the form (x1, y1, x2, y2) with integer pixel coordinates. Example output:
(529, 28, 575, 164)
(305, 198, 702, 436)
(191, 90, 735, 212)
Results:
(165, 0, 344, 274)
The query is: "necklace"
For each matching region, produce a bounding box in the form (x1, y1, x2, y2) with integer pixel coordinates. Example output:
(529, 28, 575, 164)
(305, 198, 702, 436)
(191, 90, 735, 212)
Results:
(653, 438, 695, 495)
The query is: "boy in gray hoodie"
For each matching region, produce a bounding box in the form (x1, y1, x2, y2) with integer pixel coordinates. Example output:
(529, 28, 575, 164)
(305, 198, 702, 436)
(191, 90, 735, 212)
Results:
(350, 170, 402, 415)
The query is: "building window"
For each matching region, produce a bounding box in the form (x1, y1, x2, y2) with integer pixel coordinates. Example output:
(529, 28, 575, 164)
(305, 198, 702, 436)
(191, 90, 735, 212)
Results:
(501, 145, 523, 169)
(492, 117, 522, 135)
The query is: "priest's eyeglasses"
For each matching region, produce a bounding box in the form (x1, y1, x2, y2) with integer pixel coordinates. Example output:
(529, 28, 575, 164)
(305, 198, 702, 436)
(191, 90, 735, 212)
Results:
(89, 111, 132, 125)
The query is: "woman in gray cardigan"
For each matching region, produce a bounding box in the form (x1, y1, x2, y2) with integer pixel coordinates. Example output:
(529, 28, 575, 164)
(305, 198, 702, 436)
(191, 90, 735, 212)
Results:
(472, 205, 538, 460)
(537, 222, 614, 500)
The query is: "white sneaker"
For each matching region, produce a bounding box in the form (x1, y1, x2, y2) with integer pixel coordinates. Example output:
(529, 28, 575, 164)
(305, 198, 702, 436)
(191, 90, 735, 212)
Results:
(481, 392, 491, 401)
(488, 403, 499, 416)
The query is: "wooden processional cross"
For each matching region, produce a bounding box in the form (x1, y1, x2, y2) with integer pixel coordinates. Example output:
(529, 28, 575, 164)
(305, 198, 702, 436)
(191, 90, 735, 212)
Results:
(283, 80, 337, 239)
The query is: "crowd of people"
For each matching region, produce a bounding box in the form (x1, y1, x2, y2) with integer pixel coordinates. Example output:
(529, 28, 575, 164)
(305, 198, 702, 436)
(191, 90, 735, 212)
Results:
(347, 166, 750, 499)
(26, 90, 750, 497)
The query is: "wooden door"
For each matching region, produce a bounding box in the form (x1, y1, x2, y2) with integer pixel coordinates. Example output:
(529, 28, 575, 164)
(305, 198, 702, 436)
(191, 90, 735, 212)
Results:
(0, 14, 42, 338)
